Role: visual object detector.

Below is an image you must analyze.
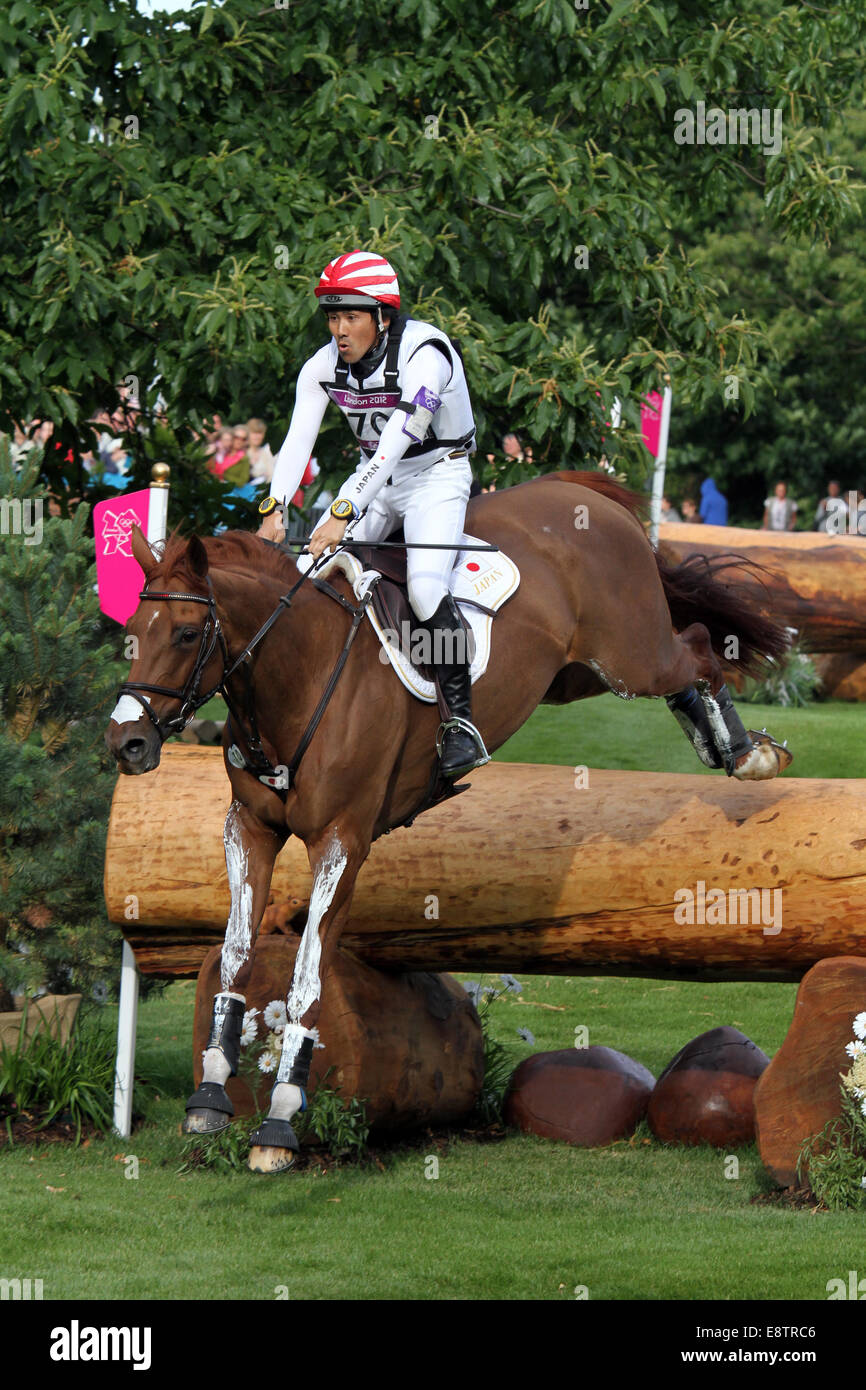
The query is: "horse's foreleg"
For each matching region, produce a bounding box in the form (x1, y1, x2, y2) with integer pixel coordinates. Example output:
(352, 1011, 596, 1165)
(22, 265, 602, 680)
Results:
(183, 799, 284, 1135)
(248, 824, 367, 1174)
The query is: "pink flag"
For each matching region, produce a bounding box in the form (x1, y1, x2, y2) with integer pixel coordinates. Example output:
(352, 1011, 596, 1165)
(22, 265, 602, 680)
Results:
(94, 489, 150, 625)
(641, 391, 663, 457)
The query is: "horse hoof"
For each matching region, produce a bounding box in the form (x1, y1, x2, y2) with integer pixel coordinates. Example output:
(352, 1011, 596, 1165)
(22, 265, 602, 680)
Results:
(182, 1081, 234, 1134)
(182, 1108, 232, 1136)
(733, 731, 794, 781)
(248, 1144, 297, 1174)
(248, 1116, 299, 1172)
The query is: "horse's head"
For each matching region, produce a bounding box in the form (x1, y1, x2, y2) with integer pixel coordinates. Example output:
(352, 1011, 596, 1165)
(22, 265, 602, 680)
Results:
(105, 526, 225, 775)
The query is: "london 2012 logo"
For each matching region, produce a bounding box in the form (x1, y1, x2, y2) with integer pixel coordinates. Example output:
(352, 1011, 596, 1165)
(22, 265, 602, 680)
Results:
(100, 507, 143, 558)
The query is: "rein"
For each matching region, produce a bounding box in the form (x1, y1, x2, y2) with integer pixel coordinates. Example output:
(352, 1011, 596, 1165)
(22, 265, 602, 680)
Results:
(116, 562, 376, 798)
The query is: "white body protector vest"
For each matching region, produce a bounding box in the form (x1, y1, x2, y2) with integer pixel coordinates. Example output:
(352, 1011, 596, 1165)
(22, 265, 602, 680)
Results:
(270, 316, 476, 513)
(324, 314, 476, 486)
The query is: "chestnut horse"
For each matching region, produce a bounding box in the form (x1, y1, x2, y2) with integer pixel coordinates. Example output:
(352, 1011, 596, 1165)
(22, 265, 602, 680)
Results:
(105, 472, 791, 1173)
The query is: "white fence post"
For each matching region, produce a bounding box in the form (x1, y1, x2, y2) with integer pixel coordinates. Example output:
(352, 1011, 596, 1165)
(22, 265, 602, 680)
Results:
(111, 462, 170, 1137)
(648, 379, 673, 549)
(113, 941, 139, 1137)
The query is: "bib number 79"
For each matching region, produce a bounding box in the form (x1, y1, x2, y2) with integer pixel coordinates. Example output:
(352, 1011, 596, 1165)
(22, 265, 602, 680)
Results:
(346, 410, 390, 442)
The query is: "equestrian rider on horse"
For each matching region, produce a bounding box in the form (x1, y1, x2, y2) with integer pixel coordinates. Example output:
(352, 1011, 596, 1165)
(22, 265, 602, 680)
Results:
(258, 249, 489, 780)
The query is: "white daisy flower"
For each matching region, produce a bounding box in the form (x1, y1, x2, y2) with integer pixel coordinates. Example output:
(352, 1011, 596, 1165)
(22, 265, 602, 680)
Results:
(264, 1000, 287, 1031)
(257, 1051, 277, 1074)
(267, 1031, 284, 1055)
(845, 1040, 865, 1059)
(240, 1011, 259, 1047)
(853, 1012, 866, 1041)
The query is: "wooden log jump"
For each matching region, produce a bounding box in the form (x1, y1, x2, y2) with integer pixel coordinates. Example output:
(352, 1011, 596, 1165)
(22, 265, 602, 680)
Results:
(104, 746, 866, 983)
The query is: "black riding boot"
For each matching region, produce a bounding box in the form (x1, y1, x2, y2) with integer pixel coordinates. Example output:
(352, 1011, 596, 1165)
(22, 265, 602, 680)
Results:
(424, 594, 489, 779)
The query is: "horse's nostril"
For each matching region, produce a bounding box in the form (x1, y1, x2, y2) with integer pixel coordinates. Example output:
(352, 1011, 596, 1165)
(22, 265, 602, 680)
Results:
(123, 738, 148, 761)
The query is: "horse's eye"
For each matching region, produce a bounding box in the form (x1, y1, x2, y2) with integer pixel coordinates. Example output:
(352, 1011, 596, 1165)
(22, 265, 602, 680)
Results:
(179, 628, 199, 644)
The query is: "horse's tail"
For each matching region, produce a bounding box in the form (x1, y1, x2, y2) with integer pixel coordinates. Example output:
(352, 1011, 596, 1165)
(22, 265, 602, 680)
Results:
(546, 470, 791, 676)
(654, 551, 790, 677)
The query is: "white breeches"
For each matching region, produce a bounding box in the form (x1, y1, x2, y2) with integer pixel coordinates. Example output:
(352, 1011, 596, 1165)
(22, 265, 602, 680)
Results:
(334, 455, 472, 622)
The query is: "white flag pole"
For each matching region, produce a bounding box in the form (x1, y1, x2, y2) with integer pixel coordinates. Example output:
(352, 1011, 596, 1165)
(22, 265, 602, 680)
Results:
(649, 376, 673, 549)
(146, 461, 170, 549)
(113, 462, 170, 1138)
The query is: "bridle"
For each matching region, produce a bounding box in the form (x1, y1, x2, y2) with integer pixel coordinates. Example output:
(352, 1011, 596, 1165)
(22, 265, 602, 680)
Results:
(115, 561, 375, 794)
(118, 578, 228, 739)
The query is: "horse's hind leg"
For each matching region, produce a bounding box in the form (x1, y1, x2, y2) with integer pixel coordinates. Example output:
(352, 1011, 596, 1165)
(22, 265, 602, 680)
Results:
(667, 623, 792, 781)
(183, 800, 284, 1135)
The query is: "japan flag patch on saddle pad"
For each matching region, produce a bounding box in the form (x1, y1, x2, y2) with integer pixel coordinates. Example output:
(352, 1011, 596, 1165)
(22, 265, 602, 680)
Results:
(302, 535, 520, 702)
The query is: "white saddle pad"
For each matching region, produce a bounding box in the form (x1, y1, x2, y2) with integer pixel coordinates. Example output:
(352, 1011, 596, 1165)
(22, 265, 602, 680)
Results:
(299, 535, 520, 701)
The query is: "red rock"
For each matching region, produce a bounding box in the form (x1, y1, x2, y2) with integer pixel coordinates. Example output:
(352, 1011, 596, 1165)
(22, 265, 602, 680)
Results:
(755, 956, 866, 1188)
(648, 1026, 769, 1147)
(503, 1046, 655, 1146)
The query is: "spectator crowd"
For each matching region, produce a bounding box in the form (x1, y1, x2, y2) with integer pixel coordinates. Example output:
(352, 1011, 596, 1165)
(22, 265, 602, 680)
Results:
(661, 476, 865, 534)
(4, 393, 866, 537)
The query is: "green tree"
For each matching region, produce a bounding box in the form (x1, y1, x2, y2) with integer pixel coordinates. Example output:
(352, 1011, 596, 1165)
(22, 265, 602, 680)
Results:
(661, 109, 866, 525)
(0, 442, 120, 1005)
(1, 0, 865, 508)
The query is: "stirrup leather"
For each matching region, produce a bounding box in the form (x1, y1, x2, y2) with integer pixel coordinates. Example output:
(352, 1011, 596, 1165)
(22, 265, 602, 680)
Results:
(436, 716, 490, 768)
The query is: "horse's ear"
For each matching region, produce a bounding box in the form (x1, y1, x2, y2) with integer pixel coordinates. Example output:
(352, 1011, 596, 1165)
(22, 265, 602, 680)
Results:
(187, 535, 209, 579)
(130, 523, 157, 576)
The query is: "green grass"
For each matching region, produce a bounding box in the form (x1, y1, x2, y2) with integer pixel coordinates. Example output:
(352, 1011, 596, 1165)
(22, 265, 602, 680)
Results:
(0, 975, 859, 1301)
(195, 690, 866, 780)
(494, 694, 866, 779)
(2, 696, 862, 1300)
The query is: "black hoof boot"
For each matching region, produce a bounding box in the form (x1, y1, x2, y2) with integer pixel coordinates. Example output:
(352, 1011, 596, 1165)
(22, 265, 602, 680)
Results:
(183, 1081, 234, 1135)
(184, 993, 245, 1134)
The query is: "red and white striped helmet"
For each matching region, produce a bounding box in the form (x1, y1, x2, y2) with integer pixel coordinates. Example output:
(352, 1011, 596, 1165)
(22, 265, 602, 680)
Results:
(314, 250, 401, 312)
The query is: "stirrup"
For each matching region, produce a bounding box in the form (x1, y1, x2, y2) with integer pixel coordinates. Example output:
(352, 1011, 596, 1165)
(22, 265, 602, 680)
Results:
(436, 716, 490, 770)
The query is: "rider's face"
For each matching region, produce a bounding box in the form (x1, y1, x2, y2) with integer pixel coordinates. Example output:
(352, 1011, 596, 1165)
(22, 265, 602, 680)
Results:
(326, 311, 378, 363)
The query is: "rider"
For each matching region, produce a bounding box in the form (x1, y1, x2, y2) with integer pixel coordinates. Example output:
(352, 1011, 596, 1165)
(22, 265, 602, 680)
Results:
(258, 249, 488, 779)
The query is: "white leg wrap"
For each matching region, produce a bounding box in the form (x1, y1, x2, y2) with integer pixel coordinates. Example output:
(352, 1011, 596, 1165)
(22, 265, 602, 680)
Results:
(202, 1048, 231, 1085)
(269, 1082, 304, 1122)
(267, 1024, 317, 1120)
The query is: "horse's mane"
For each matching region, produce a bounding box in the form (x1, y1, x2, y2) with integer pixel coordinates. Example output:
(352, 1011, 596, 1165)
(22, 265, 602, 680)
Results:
(151, 529, 300, 589)
(541, 469, 647, 521)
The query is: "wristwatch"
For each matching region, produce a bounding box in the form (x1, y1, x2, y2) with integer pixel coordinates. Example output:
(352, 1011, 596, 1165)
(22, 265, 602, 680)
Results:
(258, 496, 280, 517)
(330, 498, 360, 521)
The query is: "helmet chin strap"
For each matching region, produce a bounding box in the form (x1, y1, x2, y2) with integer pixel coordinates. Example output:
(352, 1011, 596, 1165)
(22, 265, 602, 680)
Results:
(353, 310, 390, 382)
